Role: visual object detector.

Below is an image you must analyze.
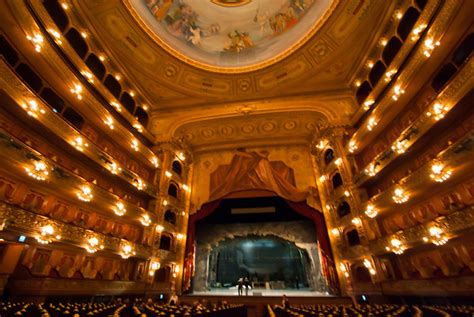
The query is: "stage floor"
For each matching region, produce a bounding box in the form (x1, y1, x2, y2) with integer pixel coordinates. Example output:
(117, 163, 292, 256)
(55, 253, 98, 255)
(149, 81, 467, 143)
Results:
(192, 287, 332, 297)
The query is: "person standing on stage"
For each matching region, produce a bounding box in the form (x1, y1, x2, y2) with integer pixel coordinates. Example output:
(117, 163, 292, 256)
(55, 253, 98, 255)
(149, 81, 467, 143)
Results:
(237, 277, 244, 296)
(244, 277, 250, 296)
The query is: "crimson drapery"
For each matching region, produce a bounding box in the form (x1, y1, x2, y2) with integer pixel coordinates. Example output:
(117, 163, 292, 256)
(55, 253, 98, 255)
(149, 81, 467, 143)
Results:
(183, 198, 339, 293)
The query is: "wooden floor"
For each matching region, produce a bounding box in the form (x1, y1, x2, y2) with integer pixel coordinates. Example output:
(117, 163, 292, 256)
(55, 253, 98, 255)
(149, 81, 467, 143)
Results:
(180, 294, 353, 317)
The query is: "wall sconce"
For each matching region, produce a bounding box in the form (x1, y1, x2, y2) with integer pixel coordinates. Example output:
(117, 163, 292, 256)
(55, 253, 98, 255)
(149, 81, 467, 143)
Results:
(85, 236, 104, 254)
(26, 33, 44, 52)
(367, 117, 378, 131)
(335, 158, 343, 166)
(339, 262, 349, 278)
(107, 162, 122, 175)
(173, 264, 180, 278)
(344, 190, 350, 197)
(429, 161, 452, 183)
(426, 102, 449, 121)
(351, 217, 362, 225)
(151, 156, 159, 168)
(182, 184, 190, 192)
(391, 139, 409, 154)
(36, 224, 61, 244)
(177, 152, 186, 161)
(104, 117, 114, 130)
(81, 70, 94, 83)
(319, 175, 327, 182)
(140, 214, 151, 226)
(133, 178, 145, 190)
(131, 139, 139, 151)
(386, 238, 406, 254)
(423, 226, 448, 246)
(423, 38, 440, 57)
(156, 225, 164, 233)
(391, 85, 405, 101)
(48, 28, 62, 44)
(331, 228, 340, 236)
(77, 185, 93, 202)
(410, 24, 426, 41)
(25, 161, 49, 181)
(71, 136, 88, 152)
(363, 259, 376, 275)
(70, 84, 83, 100)
(150, 261, 161, 276)
(365, 162, 379, 176)
(384, 70, 397, 82)
(176, 233, 184, 240)
(113, 201, 127, 216)
(348, 140, 358, 153)
(111, 102, 122, 112)
(363, 100, 374, 110)
(162, 200, 168, 206)
(392, 186, 409, 204)
(365, 204, 378, 218)
(165, 171, 172, 178)
(133, 121, 143, 133)
(120, 243, 136, 259)
(22, 99, 45, 118)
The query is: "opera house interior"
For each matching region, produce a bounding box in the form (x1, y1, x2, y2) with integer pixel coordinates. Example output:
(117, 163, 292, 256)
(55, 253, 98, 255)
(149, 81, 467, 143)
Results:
(0, 0, 473, 316)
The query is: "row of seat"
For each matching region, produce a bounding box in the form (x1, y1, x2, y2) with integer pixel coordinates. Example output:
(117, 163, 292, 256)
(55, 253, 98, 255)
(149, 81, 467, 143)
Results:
(270, 303, 474, 317)
(0, 301, 120, 317)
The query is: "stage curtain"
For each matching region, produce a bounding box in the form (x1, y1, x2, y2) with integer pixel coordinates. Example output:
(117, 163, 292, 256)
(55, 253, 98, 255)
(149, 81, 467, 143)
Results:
(209, 150, 311, 202)
(286, 200, 339, 294)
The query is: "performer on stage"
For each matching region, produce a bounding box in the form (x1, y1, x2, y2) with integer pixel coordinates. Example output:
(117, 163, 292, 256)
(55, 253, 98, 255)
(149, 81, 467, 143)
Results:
(244, 277, 250, 296)
(237, 277, 244, 296)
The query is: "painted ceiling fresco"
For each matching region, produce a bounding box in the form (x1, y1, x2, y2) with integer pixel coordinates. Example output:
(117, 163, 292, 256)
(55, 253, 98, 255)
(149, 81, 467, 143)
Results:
(132, 0, 334, 70)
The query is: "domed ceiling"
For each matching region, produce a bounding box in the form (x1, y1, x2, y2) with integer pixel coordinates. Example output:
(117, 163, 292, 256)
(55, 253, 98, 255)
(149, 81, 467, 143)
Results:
(129, 0, 335, 72)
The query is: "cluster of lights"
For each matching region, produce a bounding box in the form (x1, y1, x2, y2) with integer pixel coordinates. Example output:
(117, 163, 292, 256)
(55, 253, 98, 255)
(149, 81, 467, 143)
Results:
(429, 161, 452, 183)
(48, 28, 62, 44)
(165, 171, 172, 178)
(365, 204, 378, 218)
(98, 54, 106, 62)
(367, 61, 374, 69)
(85, 236, 104, 253)
(176, 233, 184, 240)
(140, 214, 151, 226)
(25, 161, 49, 181)
(339, 262, 349, 277)
(177, 152, 186, 161)
(182, 184, 190, 192)
(384, 70, 397, 82)
(77, 185, 93, 202)
(97, 102, 114, 121)
(410, 24, 427, 41)
(344, 190, 350, 197)
(80, 31, 88, 39)
(151, 156, 159, 168)
(120, 243, 136, 259)
(149, 261, 161, 276)
(392, 187, 409, 204)
(70, 84, 83, 100)
(36, 225, 61, 245)
(391, 139, 409, 154)
(113, 201, 127, 216)
(319, 175, 327, 182)
(71, 136, 89, 151)
(426, 102, 449, 121)
(133, 178, 145, 190)
(363, 259, 376, 275)
(423, 39, 440, 57)
(363, 99, 374, 110)
(22, 99, 45, 118)
(335, 158, 343, 166)
(348, 140, 358, 153)
(316, 139, 327, 150)
(423, 226, 448, 246)
(107, 162, 122, 175)
(367, 117, 378, 131)
(156, 225, 164, 233)
(331, 228, 340, 236)
(173, 265, 180, 278)
(131, 139, 139, 151)
(365, 162, 379, 176)
(391, 85, 405, 101)
(26, 33, 44, 52)
(111, 102, 122, 112)
(386, 238, 406, 254)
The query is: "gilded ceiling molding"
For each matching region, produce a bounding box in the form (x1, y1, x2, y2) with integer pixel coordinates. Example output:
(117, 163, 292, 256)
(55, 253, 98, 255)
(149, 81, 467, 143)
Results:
(122, 0, 341, 73)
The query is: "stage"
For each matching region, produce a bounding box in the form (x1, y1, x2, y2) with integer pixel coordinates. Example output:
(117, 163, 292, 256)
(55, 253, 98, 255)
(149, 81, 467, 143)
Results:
(192, 287, 332, 297)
